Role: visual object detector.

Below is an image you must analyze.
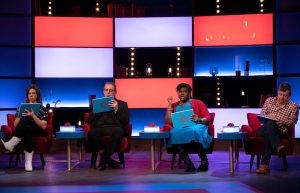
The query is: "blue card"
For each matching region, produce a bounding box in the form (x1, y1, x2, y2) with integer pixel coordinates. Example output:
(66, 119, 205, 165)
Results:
(92, 96, 114, 113)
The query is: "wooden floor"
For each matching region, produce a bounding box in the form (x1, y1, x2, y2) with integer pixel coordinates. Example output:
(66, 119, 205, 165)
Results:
(0, 139, 300, 193)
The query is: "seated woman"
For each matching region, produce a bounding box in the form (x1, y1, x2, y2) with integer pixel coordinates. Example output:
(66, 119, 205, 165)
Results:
(0, 84, 48, 171)
(165, 83, 212, 172)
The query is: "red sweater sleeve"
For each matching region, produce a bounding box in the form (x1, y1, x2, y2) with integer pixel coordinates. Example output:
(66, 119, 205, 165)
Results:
(191, 99, 212, 124)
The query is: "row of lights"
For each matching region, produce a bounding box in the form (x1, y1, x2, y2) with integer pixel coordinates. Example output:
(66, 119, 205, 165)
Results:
(260, 0, 265, 13)
(176, 47, 181, 77)
(216, 78, 221, 106)
(129, 48, 182, 77)
(48, 1, 52, 15)
(95, 0, 100, 12)
(129, 48, 135, 77)
(216, 0, 221, 14)
(216, 0, 266, 14)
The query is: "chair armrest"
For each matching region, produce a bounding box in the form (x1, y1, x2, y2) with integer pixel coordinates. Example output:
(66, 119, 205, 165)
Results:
(1, 125, 13, 140)
(241, 125, 254, 137)
(124, 123, 132, 136)
(208, 124, 214, 138)
(161, 125, 172, 132)
(82, 124, 91, 140)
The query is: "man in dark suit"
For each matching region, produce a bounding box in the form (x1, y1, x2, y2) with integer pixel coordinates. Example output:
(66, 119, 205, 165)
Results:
(88, 82, 129, 170)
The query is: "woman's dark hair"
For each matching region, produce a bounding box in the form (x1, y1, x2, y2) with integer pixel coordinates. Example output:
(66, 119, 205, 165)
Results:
(25, 84, 42, 103)
(279, 82, 292, 96)
(176, 83, 192, 98)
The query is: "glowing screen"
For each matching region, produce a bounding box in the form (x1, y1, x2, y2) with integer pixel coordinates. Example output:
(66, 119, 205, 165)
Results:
(115, 78, 193, 108)
(35, 17, 113, 47)
(35, 48, 113, 78)
(194, 14, 273, 46)
(115, 17, 192, 47)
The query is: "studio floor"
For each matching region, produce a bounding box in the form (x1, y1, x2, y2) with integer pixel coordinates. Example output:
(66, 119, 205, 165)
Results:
(0, 139, 300, 193)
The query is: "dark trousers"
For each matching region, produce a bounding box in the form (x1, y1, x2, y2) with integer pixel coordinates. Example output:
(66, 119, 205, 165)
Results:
(14, 117, 46, 152)
(174, 142, 207, 161)
(88, 126, 124, 156)
(256, 121, 281, 165)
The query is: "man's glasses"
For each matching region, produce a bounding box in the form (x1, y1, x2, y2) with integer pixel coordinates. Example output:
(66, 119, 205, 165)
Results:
(103, 89, 115, 92)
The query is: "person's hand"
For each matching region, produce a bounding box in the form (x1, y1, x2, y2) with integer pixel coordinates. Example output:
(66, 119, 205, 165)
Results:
(191, 114, 199, 123)
(167, 96, 173, 105)
(23, 108, 35, 118)
(109, 99, 118, 112)
(267, 112, 276, 119)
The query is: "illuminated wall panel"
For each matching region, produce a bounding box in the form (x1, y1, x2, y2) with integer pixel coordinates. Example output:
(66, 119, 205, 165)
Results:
(0, 79, 32, 108)
(194, 14, 273, 46)
(276, 13, 300, 43)
(115, 78, 193, 108)
(194, 46, 273, 76)
(0, 48, 32, 76)
(0, 16, 31, 45)
(0, 0, 31, 14)
(36, 78, 113, 107)
(129, 109, 166, 136)
(35, 17, 113, 47)
(35, 48, 113, 78)
(0, 110, 16, 126)
(277, 45, 300, 74)
(115, 17, 192, 47)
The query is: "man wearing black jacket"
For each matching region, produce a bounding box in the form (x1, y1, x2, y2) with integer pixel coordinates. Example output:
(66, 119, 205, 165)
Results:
(88, 82, 129, 170)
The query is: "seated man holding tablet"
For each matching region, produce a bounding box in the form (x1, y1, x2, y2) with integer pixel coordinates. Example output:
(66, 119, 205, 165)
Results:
(0, 84, 48, 172)
(164, 83, 212, 172)
(88, 82, 129, 170)
(256, 82, 299, 174)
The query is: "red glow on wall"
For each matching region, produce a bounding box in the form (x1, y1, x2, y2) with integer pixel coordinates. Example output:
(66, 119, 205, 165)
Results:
(35, 17, 113, 47)
(115, 78, 193, 108)
(194, 14, 273, 46)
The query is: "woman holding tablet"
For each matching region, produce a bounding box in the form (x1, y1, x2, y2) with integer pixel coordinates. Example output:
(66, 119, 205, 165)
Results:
(0, 84, 48, 171)
(164, 83, 212, 172)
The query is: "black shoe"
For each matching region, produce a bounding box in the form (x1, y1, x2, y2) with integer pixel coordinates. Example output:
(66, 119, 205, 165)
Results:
(107, 158, 121, 169)
(197, 160, 208, 172)
(185, 163, 195, 172)
(98, 156, 107, 171)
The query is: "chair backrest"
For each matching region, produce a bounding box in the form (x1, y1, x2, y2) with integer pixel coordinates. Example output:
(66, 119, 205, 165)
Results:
(259, 93, 273, 108)
(247, 113, 261, 134)
(7, 114, 15, 132)
(208, 112, 215, 139)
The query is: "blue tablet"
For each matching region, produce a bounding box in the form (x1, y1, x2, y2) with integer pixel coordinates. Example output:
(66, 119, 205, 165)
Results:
(18, 103, 41, 118)
(92, 96, 114, 113)
(171, 109, 197, 129)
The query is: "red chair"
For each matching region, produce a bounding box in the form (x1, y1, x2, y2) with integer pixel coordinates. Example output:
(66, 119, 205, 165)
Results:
(0, 112, 54, 168)
(241, 113, 295, 171)
(162, 112, 215, 168)
(82, 112, 132, 168)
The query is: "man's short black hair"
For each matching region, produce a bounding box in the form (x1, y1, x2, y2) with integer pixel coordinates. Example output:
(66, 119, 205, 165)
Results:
(279, 82, 292, 96)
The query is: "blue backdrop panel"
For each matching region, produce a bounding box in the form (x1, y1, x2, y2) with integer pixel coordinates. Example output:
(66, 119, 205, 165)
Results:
(129, 108, 166, 136)
(0, 110, 16, 126)
(276, 13, 300, 43)
(277, 45, 300, 74)
(277, 77, 300, 105)
(0, 79, 32, 108)
(0, 16, 32, 45)
(36, 78, 113, 107)
(276, 0, 300, 12)
(194, 45, 273, 76)
(0, 47, 32, 76)
(0, 0, 31, 14)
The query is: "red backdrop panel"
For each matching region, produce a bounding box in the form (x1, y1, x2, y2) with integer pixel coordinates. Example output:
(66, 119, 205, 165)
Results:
(194, 14, 273, 46)
(35, 17, 113, 47)
(115, 78, 193, 108)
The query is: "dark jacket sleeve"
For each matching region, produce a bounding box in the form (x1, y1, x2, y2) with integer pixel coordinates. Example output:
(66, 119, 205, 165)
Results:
(115, 100, 129, 127)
